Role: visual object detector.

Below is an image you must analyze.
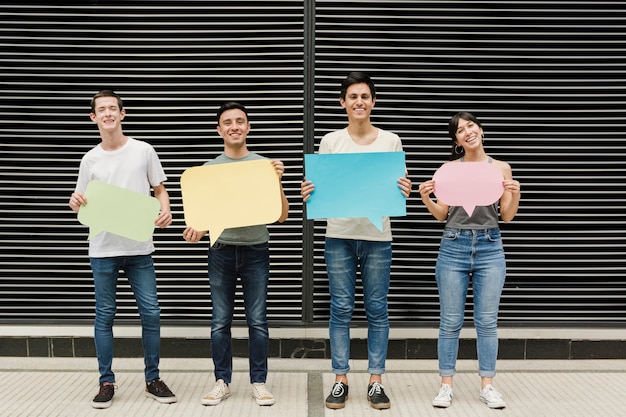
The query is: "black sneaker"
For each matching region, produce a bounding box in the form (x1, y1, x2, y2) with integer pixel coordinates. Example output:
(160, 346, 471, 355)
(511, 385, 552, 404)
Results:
(91, 382, 114, 409)
(325, 381, 348, 409)
(145, 378, 177, 404)
(367, 381, 390, 409)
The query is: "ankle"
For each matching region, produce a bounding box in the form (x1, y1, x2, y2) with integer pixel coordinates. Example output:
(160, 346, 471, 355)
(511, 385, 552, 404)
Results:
(335, 375, 348, 384)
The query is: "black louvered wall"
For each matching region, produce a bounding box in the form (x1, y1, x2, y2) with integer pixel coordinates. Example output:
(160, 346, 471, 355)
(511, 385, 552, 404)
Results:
(313, 0, 626, 326)
(0, 1, 307, 324)
(1, 1, 625, 328)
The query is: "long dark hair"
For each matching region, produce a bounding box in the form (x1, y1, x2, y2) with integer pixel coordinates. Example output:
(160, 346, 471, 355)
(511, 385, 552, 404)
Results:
(447, 111, 482, 160)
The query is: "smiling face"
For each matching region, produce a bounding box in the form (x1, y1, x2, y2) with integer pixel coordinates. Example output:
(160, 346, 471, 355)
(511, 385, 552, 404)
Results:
(454, 117, 484, 152)
(340, 82, 376, 122)
(216, 107, 250, 150)
(90, 96, 125, 133)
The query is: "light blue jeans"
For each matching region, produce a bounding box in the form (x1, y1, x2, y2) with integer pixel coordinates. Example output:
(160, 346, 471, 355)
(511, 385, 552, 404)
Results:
(325, 238, 391, 376)
(90, 255, 161, 384)
(436, 228, 506, 378)
(208, 242, 270, 384)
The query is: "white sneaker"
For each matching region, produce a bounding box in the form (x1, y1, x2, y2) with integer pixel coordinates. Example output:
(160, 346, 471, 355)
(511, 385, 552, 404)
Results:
(432, 383, 453, 408)
(251, 382, 275, 406)
(202, 379, 230, 406)
(480, 384, 506, 409)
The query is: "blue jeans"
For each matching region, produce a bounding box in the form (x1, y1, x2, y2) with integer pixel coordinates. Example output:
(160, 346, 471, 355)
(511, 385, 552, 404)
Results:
(436, 228, 506, 378)
(325, 238, 391, 376)
(90, 255, 161, 384)
(208, 242, 270, 384)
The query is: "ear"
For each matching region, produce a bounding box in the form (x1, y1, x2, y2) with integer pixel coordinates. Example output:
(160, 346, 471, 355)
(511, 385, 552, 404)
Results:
(89, 112, 97, 123)
(339, 97, 346, 109)
(120, 108, 126, 120)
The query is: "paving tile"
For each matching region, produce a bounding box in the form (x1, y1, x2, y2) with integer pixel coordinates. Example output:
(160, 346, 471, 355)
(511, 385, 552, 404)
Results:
(1, 358, 626, 416)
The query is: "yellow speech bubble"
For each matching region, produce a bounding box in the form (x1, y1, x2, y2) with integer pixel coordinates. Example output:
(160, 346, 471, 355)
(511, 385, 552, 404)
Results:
(180, 159, 282, 241)
(77, 180, 161, 241)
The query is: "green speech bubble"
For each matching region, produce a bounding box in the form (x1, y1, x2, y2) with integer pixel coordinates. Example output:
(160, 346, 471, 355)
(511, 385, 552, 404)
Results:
(77, 180, 161, 242)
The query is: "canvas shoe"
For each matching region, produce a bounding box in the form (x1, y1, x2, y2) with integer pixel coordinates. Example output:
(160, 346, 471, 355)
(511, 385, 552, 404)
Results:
(480, 384, 506, 409)
(251, 382, 275, 406)
(432, 383, 453, 408)
(145, 378, 177, 403)
(91, 382, 114, 409)
(325, 381, 348, 409)
(367, 381, 390, 409)
(202, 379, 230, 405)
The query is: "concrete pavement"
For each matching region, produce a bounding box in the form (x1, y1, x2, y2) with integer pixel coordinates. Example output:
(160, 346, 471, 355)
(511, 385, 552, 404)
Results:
(1, 357, 625, 417)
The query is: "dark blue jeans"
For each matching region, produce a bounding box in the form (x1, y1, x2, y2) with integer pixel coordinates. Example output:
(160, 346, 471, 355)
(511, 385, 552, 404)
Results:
(90, 255, 161, 384)
(208, 242, 270, 384)
(325, 238, 392, 376)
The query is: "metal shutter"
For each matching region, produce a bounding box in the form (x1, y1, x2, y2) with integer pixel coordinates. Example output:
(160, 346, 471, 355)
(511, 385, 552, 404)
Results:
(312, 1, 626, 325)
(0, 1, 306, 324)
(1, 1, 625, 328)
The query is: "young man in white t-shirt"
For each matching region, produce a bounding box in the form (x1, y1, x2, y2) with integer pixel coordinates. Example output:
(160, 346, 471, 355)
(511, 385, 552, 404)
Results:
(69, 90, 176, 409)
(301, 72, 412, 410)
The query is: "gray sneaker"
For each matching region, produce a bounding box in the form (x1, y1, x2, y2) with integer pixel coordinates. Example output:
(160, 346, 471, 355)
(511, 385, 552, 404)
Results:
(480, 384, 506, 409)
(251, 382, 275, 406)
(432, 383, 453, 408)
(202, 379, 230, 406)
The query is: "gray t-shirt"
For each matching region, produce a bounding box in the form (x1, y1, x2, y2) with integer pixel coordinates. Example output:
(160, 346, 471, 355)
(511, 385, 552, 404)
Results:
(445, 157, 499, 229)
(446, 204, 499, 229)
(203, 152, 270, 245)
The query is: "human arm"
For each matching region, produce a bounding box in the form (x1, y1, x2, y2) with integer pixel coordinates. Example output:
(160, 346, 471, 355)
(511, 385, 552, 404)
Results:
(397, 171, 412, 198)
(418, 179, 449, 222)
(68, 191, 87, 213)
(300, 178, 314, 202)
(496, 161, 521, 222)
(152, 183, 172, 228)
(182, 226, 208, 242)
(271, 159, 289, 223)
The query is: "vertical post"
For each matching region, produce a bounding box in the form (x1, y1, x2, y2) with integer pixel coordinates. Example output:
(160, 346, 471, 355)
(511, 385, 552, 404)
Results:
(301, 0, 316, 324)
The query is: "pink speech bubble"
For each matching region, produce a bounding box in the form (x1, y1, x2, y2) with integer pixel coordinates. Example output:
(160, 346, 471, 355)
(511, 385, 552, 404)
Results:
(432, 162, 504, 217)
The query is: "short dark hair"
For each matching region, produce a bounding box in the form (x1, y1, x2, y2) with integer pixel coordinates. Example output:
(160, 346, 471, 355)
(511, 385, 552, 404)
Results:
(340, 72, 376, 100)
(90, 89, 123, 113)
(216, 101, 248, 125)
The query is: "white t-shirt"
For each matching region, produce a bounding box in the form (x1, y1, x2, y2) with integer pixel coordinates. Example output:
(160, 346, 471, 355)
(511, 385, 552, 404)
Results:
(318, 127, 404, 242)
(75, 137, 167, 257)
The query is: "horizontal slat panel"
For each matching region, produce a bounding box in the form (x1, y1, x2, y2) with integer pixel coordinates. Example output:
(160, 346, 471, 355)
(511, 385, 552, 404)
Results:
(0, 1, 306, 324)
(312, 0, 626, 325)
(1, 1, 625, 327)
